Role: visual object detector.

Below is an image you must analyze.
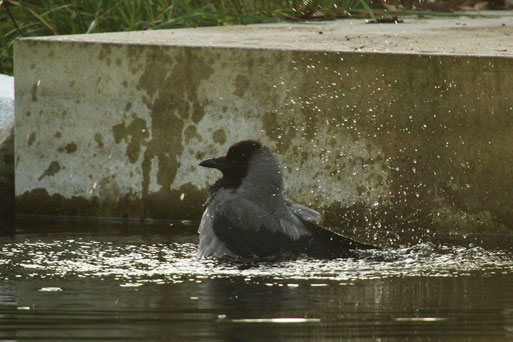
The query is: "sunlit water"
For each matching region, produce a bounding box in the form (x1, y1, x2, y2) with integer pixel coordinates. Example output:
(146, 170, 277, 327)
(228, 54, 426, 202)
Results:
(1, 218, 512, 340)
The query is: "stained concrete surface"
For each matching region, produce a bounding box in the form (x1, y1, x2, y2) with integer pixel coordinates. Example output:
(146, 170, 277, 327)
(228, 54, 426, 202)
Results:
(13, 14, 513, 234)
(33, 14, 513, 56)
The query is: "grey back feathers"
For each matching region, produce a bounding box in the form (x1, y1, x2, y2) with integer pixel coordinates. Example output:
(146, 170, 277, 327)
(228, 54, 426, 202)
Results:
(242, 145, 284, 198)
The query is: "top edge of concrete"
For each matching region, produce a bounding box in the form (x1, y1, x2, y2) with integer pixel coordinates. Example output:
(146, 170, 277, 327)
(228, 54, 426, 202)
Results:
(17, 14, 513, 57)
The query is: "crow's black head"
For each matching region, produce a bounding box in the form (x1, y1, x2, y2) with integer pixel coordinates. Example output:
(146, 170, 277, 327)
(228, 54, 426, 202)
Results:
(200, 140, 263, 189)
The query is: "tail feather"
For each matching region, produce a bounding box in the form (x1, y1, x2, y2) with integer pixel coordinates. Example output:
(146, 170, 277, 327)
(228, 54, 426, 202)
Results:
(298, 221, 377, 258)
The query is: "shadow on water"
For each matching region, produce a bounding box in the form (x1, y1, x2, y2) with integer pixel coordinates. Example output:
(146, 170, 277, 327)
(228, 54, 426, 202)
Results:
(0, 217, 512, 340)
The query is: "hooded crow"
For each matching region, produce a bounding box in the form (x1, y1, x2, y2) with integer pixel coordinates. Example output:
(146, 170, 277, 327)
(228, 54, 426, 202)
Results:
(197, 140, 375, 260)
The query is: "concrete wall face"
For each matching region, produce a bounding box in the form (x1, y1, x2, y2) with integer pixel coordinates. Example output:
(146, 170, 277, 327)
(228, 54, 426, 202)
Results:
(14, 39, 513, 233)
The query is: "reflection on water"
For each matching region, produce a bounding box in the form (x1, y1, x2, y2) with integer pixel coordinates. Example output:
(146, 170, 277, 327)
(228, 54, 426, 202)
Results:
(0, 218, 512, 340)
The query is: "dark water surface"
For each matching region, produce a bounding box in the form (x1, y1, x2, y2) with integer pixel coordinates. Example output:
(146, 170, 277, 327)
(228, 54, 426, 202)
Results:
(0, 219, 512, 341)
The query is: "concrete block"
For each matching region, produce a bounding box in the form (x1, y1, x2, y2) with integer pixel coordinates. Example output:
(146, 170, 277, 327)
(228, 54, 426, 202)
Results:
(0, 74, 14, 131)
(14, 16, 513, 233)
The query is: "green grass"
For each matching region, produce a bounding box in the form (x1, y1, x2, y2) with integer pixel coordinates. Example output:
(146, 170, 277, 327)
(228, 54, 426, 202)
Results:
(0, 0, 380, 75)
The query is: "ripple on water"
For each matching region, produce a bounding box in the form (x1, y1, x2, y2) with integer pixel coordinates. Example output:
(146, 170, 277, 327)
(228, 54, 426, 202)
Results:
(1, 236, 512, 285)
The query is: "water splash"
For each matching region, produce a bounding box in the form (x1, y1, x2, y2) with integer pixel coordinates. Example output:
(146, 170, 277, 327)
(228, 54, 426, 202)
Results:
(1, 235, 512, 286)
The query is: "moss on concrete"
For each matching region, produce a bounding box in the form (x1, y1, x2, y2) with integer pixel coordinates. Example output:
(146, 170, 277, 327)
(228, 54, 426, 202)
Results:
(16, 184, 206, 219)
(212, 129, 226, 144)
(38, 161, 61, 181)
(134, 47, 214, 205)
(112, 115, 149, 163)
(58, 142, 77, 154)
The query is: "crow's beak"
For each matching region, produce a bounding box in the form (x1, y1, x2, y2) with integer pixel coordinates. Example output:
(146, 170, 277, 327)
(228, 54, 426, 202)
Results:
(199, 157, 228, 172)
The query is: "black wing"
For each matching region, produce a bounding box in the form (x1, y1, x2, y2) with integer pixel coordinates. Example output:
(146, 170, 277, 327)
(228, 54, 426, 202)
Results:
(213, 211, 377, 260)
(297, 221, 377, 259)
(212, 212, 299, 259)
